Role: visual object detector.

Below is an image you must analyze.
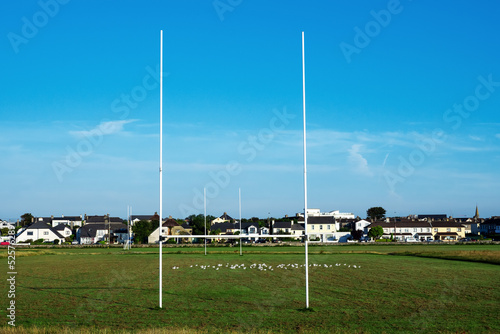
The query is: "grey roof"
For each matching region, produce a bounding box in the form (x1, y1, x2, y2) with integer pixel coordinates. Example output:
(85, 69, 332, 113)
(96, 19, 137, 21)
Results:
(28, 221, 54, 229)
(52, 216, 82, 221)
(35, 217, 52, 224)
(306, 216, 336, 225)
(24, 221, 64, 238)
(429, 221, 466, 228)
(273, 221, 292, 229)
(54, 224, 71, 231)
(291, 224, 305, 231)
(369, 220, 432, 228)
(211, 222, 235, 233)
(241, 222, 259, 229)
(86, 215, 123, 224)
(219, 212, 234, 221)
(131, 214, 158, 221)
(78, 223, 127, 238)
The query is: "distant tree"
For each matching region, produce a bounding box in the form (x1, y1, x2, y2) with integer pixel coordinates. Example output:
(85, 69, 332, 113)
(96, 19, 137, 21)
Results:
(133, 220, 156, 244)
(20, 213, 34, 226)
(1, 228, 9, 236)
(368, 225, 384, 240)
(367, 207, 386, 221)
(187, 214, 215, 235)
(351, 229, 364, 240)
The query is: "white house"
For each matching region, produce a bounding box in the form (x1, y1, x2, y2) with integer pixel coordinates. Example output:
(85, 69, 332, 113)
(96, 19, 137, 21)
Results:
(354, 219, 371, 232)
(0, 220, 15, 229)
(148, 218, 180, 244)
(240, 222, 261, 241)
(77, 223, 128, 244)
(54, 224, 72, 239)
(16, 221, 65, 243)
(272, 221, 293, 234)
(365, 220, 435, 241)
(287, 224, 305, 240)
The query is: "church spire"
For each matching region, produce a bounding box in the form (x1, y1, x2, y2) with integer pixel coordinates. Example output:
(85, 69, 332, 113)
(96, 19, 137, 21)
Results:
(474, 205, 479, 220)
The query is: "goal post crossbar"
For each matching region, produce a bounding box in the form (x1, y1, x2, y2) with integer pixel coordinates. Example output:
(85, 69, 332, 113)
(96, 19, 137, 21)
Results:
(160, 234, 306, 239)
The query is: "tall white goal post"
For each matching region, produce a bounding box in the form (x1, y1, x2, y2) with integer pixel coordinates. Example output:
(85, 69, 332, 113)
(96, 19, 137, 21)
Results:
(157, 31, 311, 309)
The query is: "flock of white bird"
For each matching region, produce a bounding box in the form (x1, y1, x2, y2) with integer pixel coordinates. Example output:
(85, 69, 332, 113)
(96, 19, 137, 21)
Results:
(171, 263, 361, 271)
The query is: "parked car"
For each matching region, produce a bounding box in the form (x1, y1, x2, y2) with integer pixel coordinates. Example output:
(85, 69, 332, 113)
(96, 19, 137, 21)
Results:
(71, 241, 79, 245)
(0, 241, 10, 245)
(405, 237, 419, 242)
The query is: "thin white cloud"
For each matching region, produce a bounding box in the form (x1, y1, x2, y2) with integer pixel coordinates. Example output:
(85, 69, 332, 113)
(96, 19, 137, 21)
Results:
(469, 135, 482, 141)
(348, 144, 373, 177)
(69, 120, 136, 138)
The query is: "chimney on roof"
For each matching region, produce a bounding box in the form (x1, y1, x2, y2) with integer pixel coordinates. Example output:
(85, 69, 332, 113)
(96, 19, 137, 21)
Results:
(51, 215, 54, 219)
(169, 215, 172, 219)
(62, 215, 64, 218)
(285, 214, 288, 218)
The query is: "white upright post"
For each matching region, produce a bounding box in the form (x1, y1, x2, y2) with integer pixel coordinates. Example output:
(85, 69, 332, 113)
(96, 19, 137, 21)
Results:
(239, 188, 242, 256)
(129, 206, 132, 250)
(204, 187, 207, 256)
(302, 31, 310, 309)
(159, 29, 164, 309)
(126, 206, 130, 250)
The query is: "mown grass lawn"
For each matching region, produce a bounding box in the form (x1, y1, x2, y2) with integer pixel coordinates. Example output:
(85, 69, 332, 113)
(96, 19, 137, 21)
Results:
(1, 244, 499, 333)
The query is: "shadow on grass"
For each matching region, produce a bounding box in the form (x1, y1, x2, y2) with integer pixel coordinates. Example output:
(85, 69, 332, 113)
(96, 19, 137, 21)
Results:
(297, 307, 316, 312)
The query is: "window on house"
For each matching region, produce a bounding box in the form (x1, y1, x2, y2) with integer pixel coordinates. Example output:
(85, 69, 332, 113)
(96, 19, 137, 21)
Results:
(327, 225, 331, 230)
(457, 228, 461, 232)
(320, 225, 323, 230)
(434, 228, 438, 232)
(447, 228, 451, 232)
(43, 231, 49, 235)
(311, 225, 315, 230)
(27, 231, 33, 236)
(405, 229, 409, 233)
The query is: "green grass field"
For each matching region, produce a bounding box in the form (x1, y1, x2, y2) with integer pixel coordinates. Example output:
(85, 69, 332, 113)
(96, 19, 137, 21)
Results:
(1, 243, 499, 333)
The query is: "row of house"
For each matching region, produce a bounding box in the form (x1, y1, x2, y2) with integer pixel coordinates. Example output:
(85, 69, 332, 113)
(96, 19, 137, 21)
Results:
(6, 208, 499, 244)
(365, 219, 471, 242)
(210, 216, 353, 242)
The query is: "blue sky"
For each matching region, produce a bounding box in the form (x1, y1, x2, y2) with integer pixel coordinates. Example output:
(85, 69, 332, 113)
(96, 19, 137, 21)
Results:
(1, 0, 499, 221)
